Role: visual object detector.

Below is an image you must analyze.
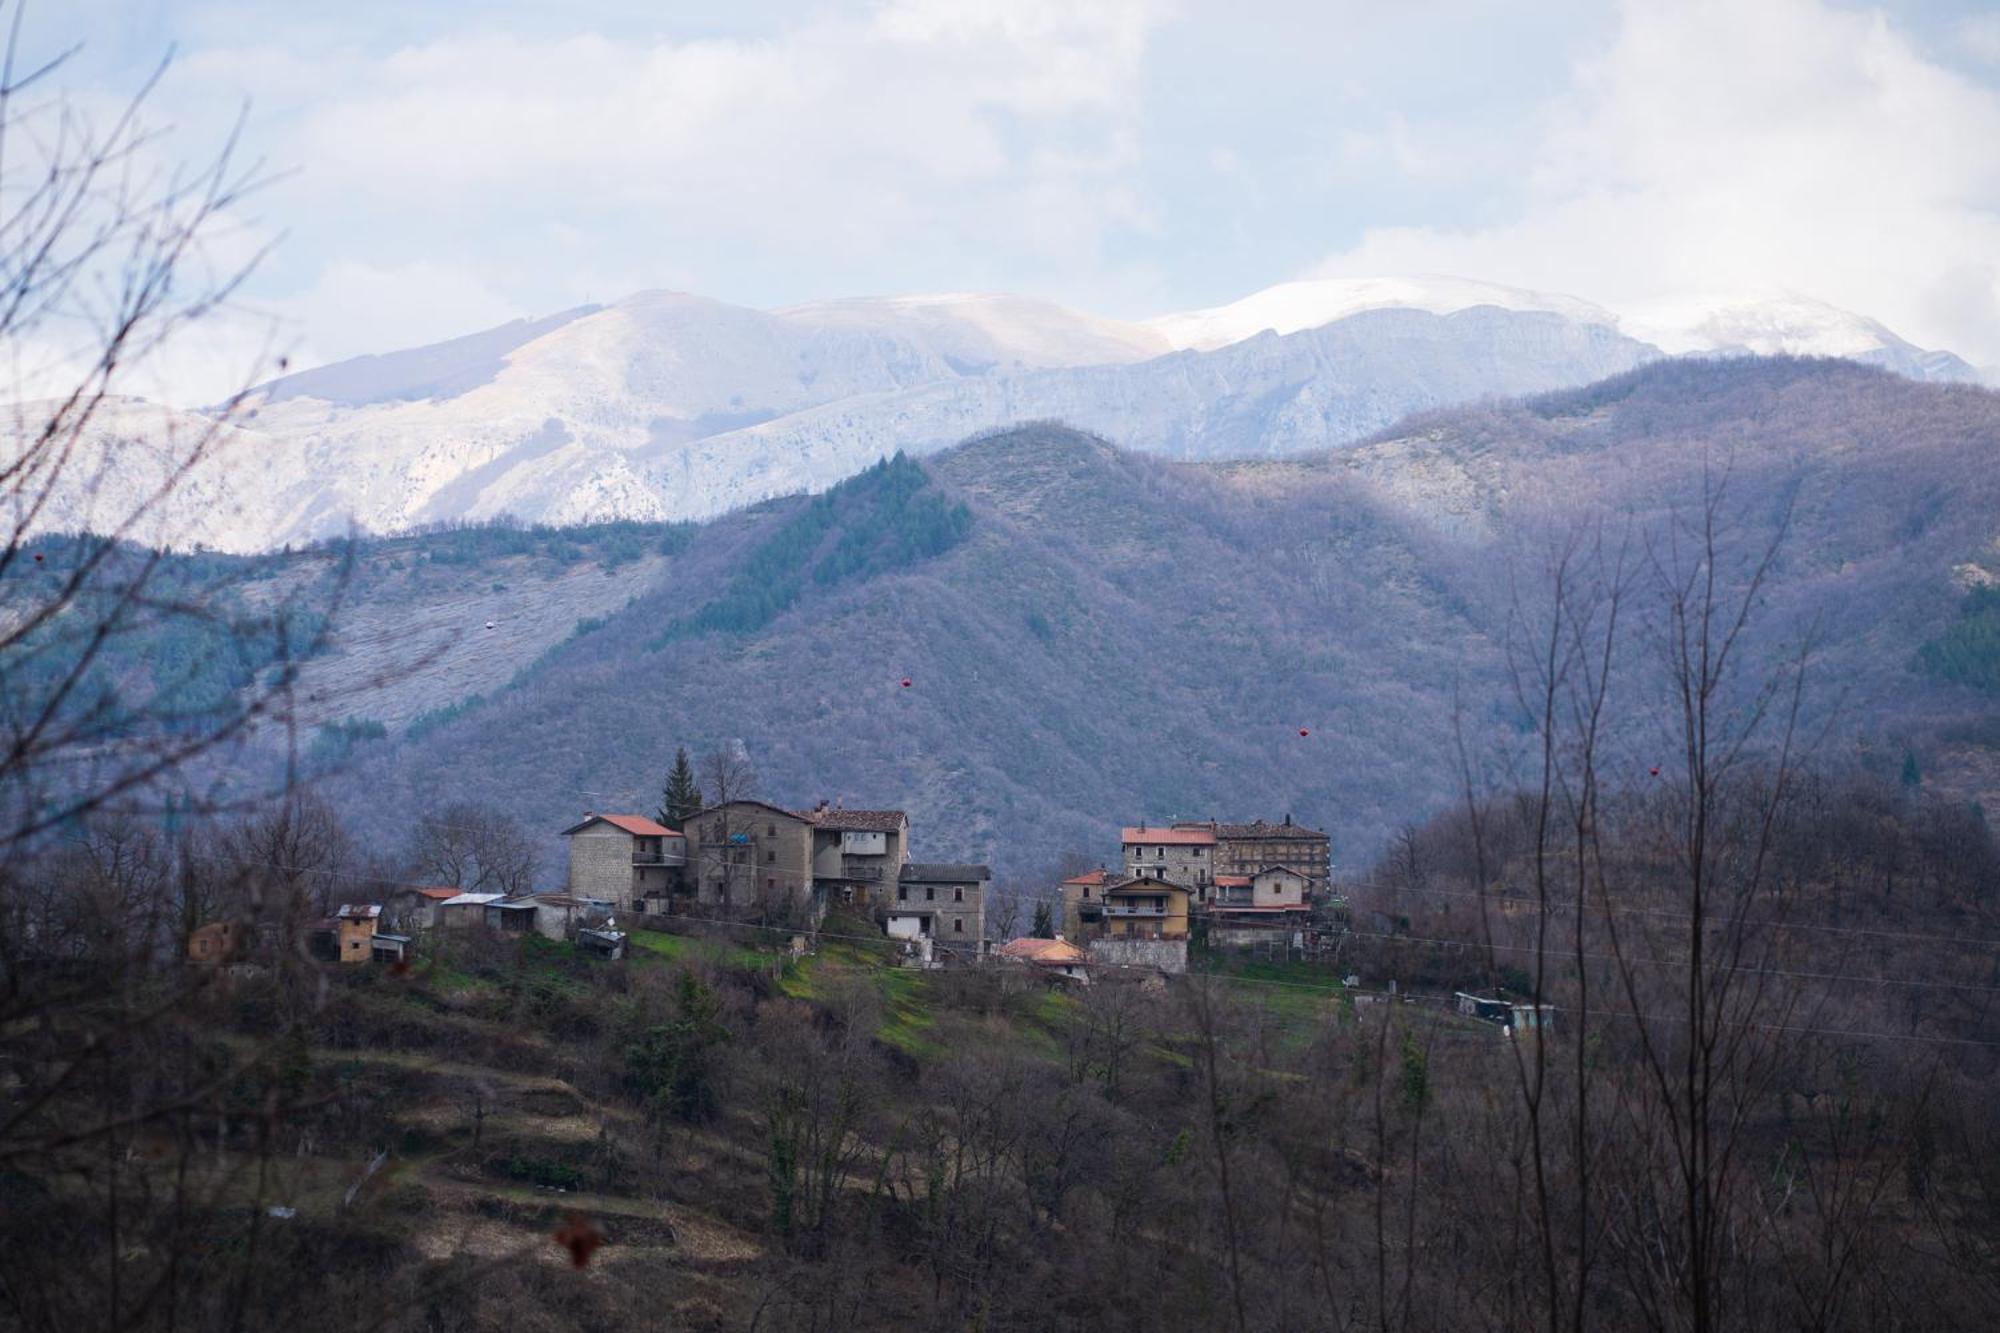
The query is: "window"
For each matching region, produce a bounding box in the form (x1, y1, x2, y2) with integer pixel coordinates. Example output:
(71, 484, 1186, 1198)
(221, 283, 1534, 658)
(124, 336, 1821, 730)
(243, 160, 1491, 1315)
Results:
(1155, 847, 1163, 859)
(954, 886, 964, 902)
(925, 886, 936, 901)
(767, 823, 777, 836)
(954, 919, 964, 933)
(765, 850, 775, 864)
(766, 877, 775, 891)
(1083, 887, 1091, 899)
(898, 885, 908, 902)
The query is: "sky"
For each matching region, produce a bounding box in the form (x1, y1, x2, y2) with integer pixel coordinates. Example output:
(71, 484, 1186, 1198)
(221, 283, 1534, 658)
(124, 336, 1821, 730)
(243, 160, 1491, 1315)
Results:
(33, 0, 2000, 394)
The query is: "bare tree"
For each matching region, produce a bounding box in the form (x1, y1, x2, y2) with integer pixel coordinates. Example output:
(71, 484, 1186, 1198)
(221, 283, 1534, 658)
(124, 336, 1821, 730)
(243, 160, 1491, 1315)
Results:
(405, 800, 540, 896)
(698, 744, 758, 808)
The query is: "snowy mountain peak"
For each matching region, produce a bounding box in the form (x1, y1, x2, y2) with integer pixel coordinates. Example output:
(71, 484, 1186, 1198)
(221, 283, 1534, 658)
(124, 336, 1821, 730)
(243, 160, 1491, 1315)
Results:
(1620, 293, 1912, 357)
(1616, 294, 1984, 382)
(775, 291, 1170, 369)
(1147, 275, 1622, 352)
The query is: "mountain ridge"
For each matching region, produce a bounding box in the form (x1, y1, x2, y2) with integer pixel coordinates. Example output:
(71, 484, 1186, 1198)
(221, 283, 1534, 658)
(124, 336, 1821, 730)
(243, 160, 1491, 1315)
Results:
(26, 278, 1985, 556)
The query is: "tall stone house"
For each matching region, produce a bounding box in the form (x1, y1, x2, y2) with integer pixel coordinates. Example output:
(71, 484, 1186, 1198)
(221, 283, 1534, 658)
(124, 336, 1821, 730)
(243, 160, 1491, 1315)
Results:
(889, 863, 989, 950)
(1121, 825, 1215, 897)
(678, 800, 911, 917)
(1194, 817, 1332, 886)
(803, 805, 910, 908)
(681, 800, 816, 912)
(561, 813, 688, 912)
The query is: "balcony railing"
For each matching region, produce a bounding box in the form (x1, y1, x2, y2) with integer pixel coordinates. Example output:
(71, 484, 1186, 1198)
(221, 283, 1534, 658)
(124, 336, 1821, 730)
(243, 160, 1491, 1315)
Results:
(836, 862, 884, 881)
(1104, 901, 1171, 916)
(633, 851, 686, 867)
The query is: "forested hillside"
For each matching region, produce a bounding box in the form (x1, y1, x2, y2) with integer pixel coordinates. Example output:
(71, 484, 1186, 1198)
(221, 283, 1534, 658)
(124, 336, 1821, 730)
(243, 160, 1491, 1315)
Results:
(124, 355, 1991, 878)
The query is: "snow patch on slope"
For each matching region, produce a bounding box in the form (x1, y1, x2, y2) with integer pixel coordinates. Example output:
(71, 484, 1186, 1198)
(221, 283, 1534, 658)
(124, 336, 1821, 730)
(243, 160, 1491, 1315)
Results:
(1150, 275, 1621, 351)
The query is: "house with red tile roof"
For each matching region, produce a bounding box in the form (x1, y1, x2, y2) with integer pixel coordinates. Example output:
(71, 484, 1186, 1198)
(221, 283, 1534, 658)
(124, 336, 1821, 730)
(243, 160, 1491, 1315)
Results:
(562, 812, 687, 912)
(1121, 824, 1216, 898)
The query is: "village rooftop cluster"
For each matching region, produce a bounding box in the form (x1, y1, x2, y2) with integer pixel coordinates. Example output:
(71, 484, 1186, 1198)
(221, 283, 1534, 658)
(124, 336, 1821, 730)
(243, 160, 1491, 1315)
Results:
(189, 796, 1345, 982)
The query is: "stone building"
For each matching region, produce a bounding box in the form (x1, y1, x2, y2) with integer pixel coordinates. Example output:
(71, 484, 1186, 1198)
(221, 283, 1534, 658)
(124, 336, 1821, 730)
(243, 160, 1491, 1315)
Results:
(1200, 816, 1331, 886)
(561, 813, 687, 911)
(1208, 865, 1312, 946)
(682, 800, 817, 913)
(1060, 867, 1110, 938)
(334, 903, 381, 964)
(803, 804, 909, 907)
(1121, 825, 1216, 897)
(889, 862, 989, 951)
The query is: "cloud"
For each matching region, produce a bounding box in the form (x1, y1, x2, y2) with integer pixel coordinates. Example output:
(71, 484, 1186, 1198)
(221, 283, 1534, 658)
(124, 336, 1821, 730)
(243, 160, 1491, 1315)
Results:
(1307, 0, 2000, 366)
(214, 0, 1164, 307)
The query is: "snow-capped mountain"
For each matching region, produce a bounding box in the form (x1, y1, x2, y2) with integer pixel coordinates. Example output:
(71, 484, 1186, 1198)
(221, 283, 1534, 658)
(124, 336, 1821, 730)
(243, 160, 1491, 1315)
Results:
(23, 277, 1984, 553)
(1149, 276, 1622, 351)
(1616, 294, 1984, 382)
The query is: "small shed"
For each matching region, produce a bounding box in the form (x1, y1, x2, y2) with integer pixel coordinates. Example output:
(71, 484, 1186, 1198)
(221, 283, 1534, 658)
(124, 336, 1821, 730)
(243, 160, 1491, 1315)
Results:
(484, 899, 540, 933)
(371, 933, 412, 962)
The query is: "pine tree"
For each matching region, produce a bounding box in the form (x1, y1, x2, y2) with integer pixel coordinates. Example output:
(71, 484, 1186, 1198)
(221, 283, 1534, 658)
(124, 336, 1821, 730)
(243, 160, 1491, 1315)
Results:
(659, 747, 703, 830)
(1031, 900, 1055, 939)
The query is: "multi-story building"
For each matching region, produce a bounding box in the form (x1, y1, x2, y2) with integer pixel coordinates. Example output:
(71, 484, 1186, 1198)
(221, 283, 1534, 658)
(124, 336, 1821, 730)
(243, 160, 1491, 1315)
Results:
(802, 804, 909, 908)
(1208, 865, 1312, 946)
(681, 800, 815, 913)
(1060, 867, 1110, 938)
(888, 862, 989, 951)
(1100, 875, 1191, 940)
(1202, 816, 1332, 886)
(1121, 825, 1215, 897)
(561, 813, 688, 912)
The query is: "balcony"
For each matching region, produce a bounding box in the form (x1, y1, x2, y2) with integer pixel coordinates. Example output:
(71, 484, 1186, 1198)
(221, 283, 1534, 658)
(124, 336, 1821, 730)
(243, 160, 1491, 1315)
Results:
(632, 850, 686, 867)
(1103, 900, 1171, 917)
(835, 861, 884, 882)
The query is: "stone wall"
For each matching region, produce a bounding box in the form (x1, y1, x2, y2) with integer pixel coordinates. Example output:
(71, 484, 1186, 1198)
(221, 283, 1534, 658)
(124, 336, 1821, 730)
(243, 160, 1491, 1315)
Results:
(1086, 936, 1188, 975)
(567, 824, 636, 907)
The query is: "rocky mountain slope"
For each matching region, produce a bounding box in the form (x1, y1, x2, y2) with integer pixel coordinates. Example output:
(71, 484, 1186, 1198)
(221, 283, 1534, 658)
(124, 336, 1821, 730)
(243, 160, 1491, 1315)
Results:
(29, 279, 1982, 555)
(189, 357, 1994, 876)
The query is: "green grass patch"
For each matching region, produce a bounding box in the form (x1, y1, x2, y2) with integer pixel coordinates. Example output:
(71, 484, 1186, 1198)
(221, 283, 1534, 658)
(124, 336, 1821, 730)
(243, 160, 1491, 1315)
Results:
(628, 928, 776, 972)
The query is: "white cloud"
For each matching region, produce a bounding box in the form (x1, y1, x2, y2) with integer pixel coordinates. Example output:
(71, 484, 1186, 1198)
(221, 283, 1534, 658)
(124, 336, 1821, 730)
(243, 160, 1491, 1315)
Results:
(209, 0, 1166, 309)
(1307, 0, 2000, 366)
(284, 260, 522, 366)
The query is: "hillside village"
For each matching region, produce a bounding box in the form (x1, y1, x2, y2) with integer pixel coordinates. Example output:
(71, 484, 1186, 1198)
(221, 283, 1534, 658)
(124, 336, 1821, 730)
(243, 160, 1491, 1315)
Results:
(202, 784, 1346, 985)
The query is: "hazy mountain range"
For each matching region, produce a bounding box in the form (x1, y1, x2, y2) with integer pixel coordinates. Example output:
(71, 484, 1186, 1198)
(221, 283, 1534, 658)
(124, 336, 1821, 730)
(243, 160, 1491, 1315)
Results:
(41, 277, 1983, 555)
(134, 356, 1990, 872)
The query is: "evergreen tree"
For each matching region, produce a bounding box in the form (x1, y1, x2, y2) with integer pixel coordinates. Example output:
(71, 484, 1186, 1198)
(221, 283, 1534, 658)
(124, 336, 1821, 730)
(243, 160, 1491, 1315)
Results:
(658, 747, 703, 829)
(1031, 900, 1055, 938)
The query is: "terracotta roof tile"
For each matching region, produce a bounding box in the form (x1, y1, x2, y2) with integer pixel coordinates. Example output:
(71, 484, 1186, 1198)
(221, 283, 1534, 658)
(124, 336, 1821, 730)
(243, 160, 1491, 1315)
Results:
(563, 813, 683, 838)
(1121, 826, 1215, 846)
(997, 937, 1086, 965)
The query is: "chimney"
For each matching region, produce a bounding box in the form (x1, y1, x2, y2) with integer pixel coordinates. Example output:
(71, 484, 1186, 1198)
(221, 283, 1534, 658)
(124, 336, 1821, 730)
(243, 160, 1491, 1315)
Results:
(583, 810, 594, 819)
(1284, 812, 1292, 826)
